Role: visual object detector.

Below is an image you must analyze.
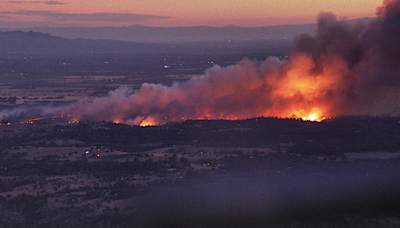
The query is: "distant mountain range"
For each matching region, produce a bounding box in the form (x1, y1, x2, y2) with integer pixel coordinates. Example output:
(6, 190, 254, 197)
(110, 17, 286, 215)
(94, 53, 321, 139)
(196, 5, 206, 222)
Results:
(1, 24, 317, 43)
(0, 18, 374, 57)
(0, 30, 168, 57)
(0, 18, 374, 43)
(0, 30, 294, 57)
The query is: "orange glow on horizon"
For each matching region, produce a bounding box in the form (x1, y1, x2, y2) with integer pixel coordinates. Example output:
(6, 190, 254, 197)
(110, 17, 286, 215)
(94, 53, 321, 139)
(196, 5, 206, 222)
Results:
(1, 0, 380, 28)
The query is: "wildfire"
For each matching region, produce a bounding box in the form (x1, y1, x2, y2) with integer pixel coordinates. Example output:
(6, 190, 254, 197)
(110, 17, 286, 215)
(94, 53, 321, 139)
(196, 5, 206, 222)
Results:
(0, 115, 77, 127)
(297, 107, 328, 122)
(302, 113, 327, 122)
(139, 116, 157, 127)
(5, 0, 400, 126)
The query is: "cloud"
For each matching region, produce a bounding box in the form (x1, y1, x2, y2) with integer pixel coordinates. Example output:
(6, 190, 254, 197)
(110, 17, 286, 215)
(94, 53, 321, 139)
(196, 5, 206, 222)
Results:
(43, 1, 64, 5)
(7, 0, 65, 4)
(0, 10, 170, 22)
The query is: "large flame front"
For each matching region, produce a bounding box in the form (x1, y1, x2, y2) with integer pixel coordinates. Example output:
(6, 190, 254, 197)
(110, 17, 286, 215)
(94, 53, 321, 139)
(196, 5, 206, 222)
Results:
(63, 54, 337, 126)
(61, 49, 344, 126)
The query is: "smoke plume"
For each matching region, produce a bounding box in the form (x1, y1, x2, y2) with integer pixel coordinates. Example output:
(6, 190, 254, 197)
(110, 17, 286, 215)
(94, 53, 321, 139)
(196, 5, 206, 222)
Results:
(3, 0, 400, 125)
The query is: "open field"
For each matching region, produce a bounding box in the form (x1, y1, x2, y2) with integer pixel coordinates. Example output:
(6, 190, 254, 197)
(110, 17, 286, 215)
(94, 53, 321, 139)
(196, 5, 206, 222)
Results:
(0, 113, 400, 227)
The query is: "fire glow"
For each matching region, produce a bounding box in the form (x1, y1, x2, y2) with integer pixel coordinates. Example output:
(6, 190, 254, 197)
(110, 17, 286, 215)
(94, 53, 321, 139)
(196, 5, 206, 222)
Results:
(1, 0, 400, 126)
(0, 115, 74, 127)
(62, 53, 338, 126)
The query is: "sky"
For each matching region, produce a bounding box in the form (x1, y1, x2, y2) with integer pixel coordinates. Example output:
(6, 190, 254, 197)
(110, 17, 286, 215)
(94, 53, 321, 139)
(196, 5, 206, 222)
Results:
(0, 0, 382, 28)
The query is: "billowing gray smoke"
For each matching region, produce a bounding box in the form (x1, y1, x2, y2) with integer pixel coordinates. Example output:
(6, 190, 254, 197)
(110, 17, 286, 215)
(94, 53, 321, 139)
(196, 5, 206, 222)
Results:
(2, 0, 400, 125)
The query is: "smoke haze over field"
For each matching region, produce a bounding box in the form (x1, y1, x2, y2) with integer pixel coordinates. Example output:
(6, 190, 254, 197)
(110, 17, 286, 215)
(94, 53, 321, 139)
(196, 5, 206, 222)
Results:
(2, 0, 400, 125)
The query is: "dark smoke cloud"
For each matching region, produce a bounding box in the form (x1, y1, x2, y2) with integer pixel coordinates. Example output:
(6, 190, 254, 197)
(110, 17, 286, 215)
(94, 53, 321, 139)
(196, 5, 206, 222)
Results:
(2, 0, 400, 125)
(376, 0, 400, 17)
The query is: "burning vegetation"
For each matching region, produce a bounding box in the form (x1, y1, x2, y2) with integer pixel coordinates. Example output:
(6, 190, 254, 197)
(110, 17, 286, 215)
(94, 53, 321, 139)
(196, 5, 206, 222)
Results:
(2, 0, 400, 126)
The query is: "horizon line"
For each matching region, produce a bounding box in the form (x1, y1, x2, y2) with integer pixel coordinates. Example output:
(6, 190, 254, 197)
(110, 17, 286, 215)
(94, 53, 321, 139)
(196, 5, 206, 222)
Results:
(0, 16, 376, 30)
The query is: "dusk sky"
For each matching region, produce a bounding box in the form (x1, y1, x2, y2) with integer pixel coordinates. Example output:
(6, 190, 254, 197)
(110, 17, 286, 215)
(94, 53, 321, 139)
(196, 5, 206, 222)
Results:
(0, 0, 381, 28)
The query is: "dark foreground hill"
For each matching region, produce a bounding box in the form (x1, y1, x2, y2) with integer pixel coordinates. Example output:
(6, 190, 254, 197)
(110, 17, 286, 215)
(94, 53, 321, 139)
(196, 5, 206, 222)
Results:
(0, 116, 399, 228)
(2, 115, 400, 156)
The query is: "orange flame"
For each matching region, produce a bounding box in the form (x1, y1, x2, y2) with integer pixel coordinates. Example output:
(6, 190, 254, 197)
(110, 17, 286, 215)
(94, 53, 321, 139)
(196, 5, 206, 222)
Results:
(139, 116, 157, 127)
